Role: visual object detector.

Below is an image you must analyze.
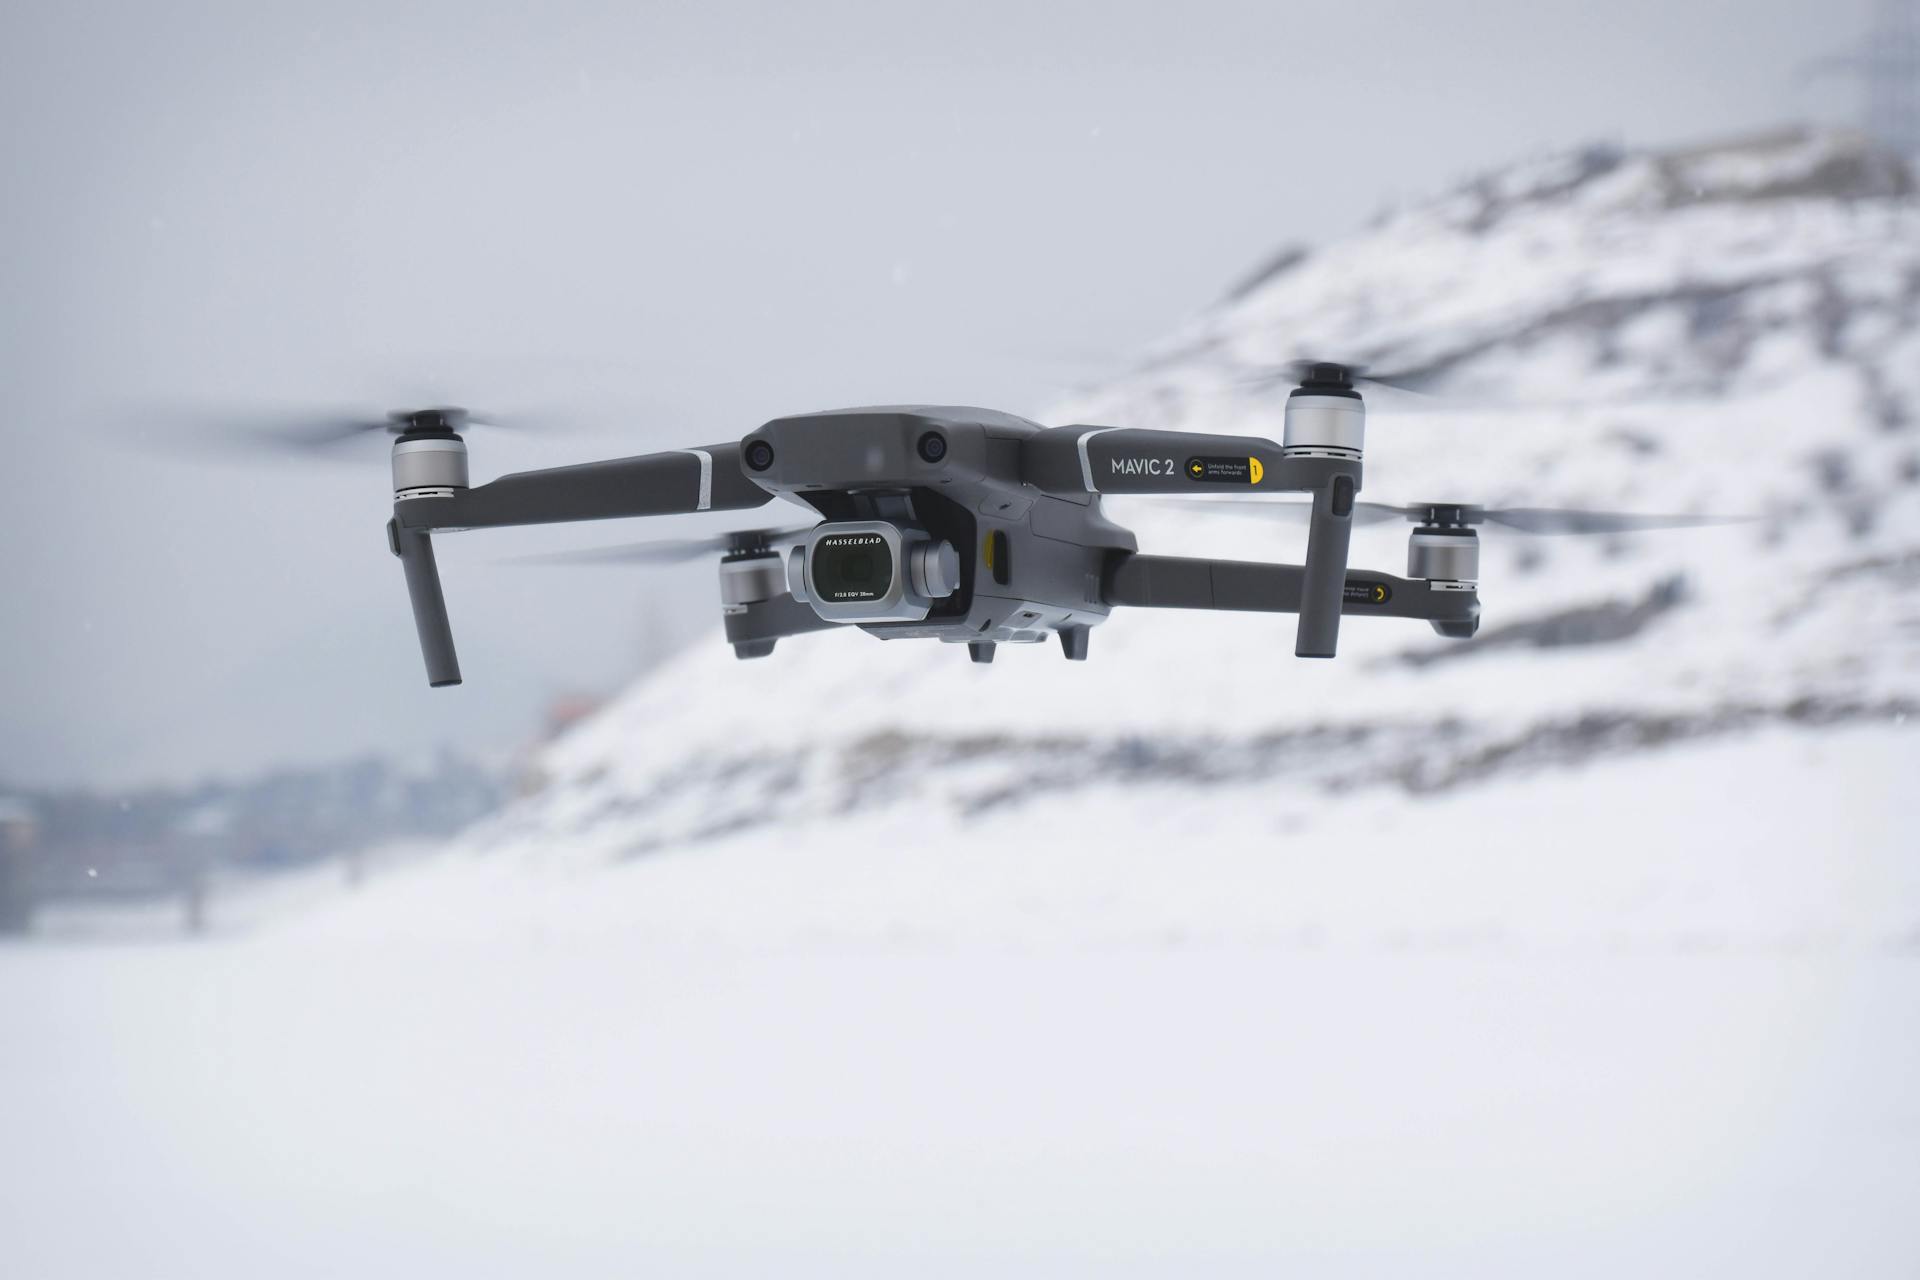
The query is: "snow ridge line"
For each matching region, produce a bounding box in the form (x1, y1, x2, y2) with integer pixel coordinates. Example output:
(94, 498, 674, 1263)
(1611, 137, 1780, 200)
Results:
(485, 698, 1913, 858)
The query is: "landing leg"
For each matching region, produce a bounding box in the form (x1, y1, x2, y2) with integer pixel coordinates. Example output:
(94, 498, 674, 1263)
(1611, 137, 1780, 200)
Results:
(1295, 476, 1355, 658)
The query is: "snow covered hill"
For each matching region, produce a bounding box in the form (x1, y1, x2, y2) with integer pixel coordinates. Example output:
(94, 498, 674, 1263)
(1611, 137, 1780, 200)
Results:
(462, 128, 1917, 929)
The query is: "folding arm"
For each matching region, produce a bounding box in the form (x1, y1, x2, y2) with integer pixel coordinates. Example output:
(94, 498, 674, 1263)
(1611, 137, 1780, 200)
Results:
(1024, 426, 1365, 658)
(391, 442, 775, 534)
(1101, 552, 1479, 637)
(387, 442, 776, 686)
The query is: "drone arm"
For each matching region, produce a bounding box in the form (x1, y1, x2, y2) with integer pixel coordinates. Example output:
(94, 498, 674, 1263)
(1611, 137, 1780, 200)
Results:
(1020, 425, 1357, 497)
(392, 442, 774, 533)
(1101, 552, 1478, 630)
(388, 442, 774, 686)
(1025, 426, 1364, 656)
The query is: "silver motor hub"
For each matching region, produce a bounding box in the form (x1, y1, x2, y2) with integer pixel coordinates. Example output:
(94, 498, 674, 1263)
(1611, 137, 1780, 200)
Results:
(391, 434, 469, 499)
(1408, 525, 1479, 588)
(718, 553, 786, 613)
(1282, 390, 1365, 459)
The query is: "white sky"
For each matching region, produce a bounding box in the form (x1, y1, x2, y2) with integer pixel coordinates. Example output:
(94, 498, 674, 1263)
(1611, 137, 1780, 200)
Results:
(0, 0, 1866, 786)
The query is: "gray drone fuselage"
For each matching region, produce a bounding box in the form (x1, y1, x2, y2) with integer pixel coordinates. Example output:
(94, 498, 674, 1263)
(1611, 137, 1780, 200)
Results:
(746, 406, 1137, 649)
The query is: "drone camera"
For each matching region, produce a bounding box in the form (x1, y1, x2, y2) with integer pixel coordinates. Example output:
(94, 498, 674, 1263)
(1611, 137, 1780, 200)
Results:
(786, 520, 961, 623)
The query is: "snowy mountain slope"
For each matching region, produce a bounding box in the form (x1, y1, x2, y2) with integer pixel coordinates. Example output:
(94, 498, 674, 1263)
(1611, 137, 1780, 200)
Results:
(458, 128, 1917, 889)
(297, 723, 1919, 953)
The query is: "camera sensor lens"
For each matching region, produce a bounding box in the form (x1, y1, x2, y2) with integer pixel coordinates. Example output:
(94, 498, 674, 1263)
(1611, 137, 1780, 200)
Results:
(916, 432, 947, 463)
(811, 532, 894, 602)
(744, 440, 775, 471)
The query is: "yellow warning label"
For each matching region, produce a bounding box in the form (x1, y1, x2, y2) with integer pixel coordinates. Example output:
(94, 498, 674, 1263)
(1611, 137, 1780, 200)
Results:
(1187, 455, 1262, 484)
(1343, 580, 1395, 605)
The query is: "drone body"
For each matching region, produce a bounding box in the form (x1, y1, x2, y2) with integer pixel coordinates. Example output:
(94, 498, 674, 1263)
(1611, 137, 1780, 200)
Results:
(375, 366, 1718, 686)
(743, 405, 1136, 655)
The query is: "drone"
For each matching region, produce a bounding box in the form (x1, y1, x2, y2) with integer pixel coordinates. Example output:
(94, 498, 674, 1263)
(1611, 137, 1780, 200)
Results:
(304, 361, 1723, 686)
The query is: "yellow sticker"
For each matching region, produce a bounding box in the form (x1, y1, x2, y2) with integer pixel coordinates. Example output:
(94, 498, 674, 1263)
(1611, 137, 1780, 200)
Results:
(1248, 456, 1264, 485)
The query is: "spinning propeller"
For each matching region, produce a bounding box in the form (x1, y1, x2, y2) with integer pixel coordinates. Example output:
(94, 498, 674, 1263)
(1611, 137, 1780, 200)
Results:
(1288, 359, 1438, 395)
(503, 524, 817, 566)
(1240, 358, 1443, 396)
(123, 403, 548, 459)
(1156, 496, 1748, 535)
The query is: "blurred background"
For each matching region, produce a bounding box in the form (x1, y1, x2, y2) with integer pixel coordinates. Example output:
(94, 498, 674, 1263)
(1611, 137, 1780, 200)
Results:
(2, 1, 1917, 1275)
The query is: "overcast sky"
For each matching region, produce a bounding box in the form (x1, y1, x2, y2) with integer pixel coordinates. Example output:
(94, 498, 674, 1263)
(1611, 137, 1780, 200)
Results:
(0, 0, 1864, 787)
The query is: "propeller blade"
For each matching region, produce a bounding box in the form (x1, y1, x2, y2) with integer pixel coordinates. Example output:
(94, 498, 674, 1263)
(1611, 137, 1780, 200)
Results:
(506, 539, 731, 566)
(113, 407, 389, 458)
(1475, 507, 1752, 535)
(1288, 358, 1443, 395)
(117, 401, 561, 460)
(1135, 496, 1749, 537)
(503, 524, 816, 567)
(1235, 358, 1444, 397)
(1137, 497, 1410, 525)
